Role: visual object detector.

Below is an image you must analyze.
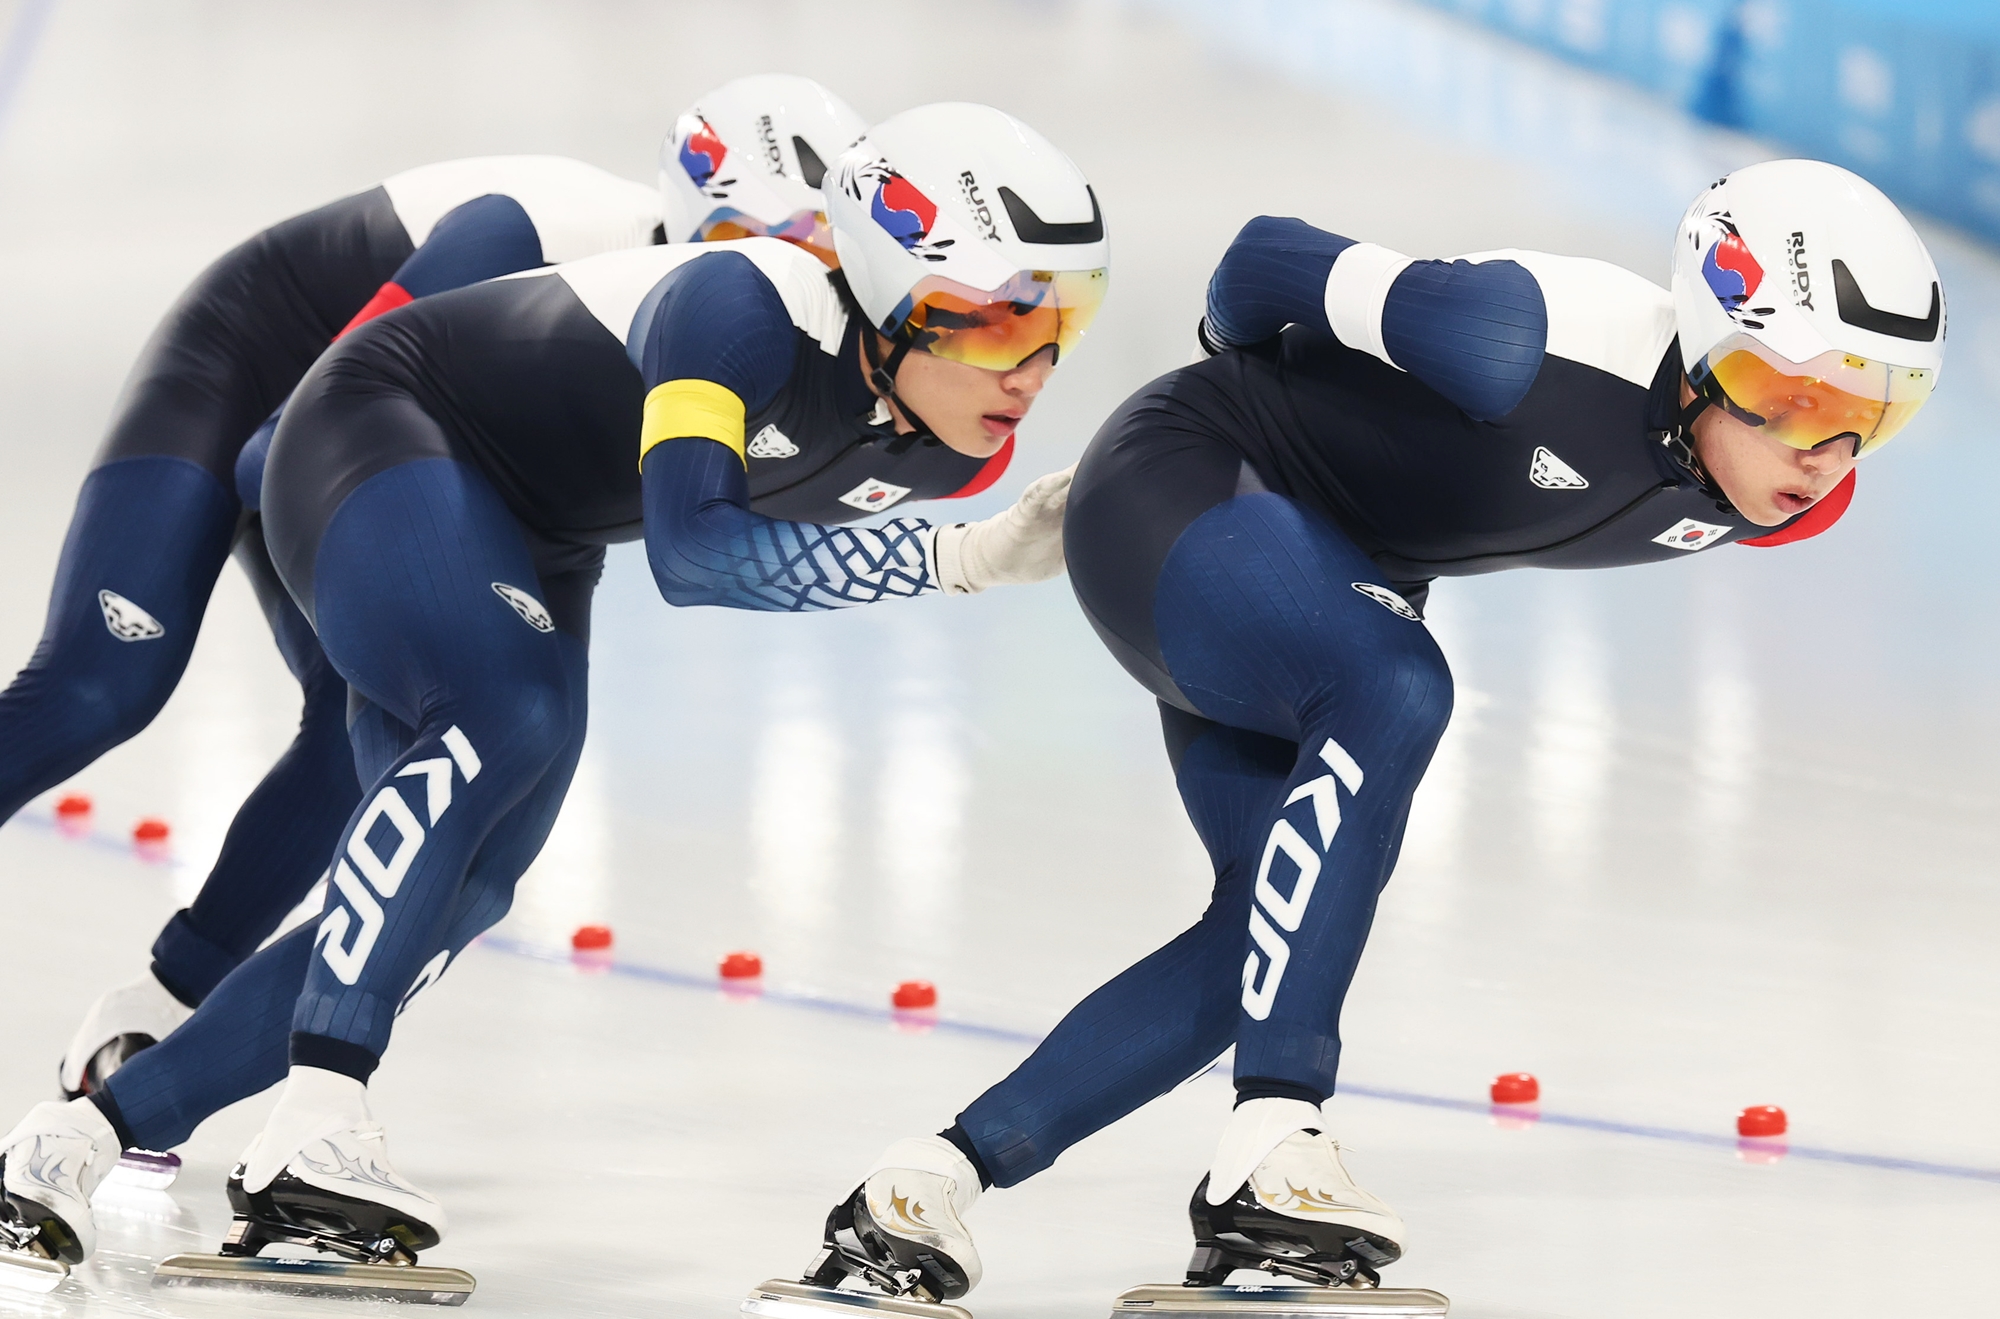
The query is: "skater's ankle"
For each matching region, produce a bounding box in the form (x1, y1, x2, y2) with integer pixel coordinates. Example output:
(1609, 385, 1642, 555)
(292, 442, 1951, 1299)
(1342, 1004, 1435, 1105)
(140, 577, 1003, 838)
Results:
(938, 1124, 995, 1190)
(1233, 1079, 1325, 1108)
(87, 1089, 137, 1152)
(288, 1033, 380, 1082)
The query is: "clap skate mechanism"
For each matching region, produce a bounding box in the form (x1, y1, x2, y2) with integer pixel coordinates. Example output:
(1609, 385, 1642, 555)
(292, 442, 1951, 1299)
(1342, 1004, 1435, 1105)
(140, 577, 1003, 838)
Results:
(1187, 1173, 1401, 1289)
(152, 1163, 474, 1305)
(739, 1186, 975, 1319)
(0, 1217, 73, 1294)
(1112, 1177, 1447, 1318)
(743, 1279, 973, 1319)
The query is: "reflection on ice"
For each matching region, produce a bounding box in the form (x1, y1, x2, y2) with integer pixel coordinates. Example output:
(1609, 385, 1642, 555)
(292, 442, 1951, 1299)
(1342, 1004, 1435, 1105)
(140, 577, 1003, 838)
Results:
(1525, 590, 1615, 876)
(749, 658, 844, 928)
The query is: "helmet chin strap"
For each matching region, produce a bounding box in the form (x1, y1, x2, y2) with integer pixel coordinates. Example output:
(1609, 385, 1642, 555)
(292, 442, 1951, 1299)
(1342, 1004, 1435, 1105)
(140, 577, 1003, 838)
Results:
(860, 324, 943, 455)
(1664, 383, 1743, 518)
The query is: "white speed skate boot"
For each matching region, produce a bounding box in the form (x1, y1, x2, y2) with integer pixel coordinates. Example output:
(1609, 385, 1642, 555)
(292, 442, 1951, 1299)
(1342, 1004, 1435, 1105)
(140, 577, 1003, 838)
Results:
(1185, 1099, 1405, 1287)
(749, 1135, 982, 1319)
(1186, 1098, 1404, 1288)
(1110, 1100, 1446, 1319)
(152, 1068, 473, 1305)
(58, 969, 192, 1100)
(0, 1098, 122, 1292)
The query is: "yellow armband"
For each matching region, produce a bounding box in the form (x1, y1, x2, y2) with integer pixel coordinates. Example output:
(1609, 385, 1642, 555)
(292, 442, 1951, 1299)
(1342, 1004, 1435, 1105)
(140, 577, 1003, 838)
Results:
(638, 379, 746, 467)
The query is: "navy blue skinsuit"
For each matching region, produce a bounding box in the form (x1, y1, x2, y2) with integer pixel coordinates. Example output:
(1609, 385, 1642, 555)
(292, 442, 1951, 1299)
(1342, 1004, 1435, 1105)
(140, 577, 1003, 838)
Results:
(949, 216, 1837, 1187)
(92, 237, 1006, 1151)
(3, 157, 662, 1025)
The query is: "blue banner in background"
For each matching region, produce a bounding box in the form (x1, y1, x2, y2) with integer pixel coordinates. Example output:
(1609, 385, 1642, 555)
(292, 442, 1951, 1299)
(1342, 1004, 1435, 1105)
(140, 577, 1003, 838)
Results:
(1418, 0, 2000, 242)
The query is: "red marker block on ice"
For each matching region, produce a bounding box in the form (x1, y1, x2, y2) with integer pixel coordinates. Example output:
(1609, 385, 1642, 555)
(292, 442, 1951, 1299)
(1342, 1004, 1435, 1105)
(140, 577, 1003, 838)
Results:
(55, 794, 91, 818)
(133, 818, 170, 843)
(1737, 1104, 1787, 1138)
(570, 924, 613, 951)
(892, 980, 937, 1010)
(719, 951, 763, 979)
(1490, 1072, 1539, 1104)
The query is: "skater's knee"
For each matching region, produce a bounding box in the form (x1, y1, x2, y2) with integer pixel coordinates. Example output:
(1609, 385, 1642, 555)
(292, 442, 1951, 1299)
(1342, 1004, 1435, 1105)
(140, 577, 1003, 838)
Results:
(19, 660, 175, 754)
(1383, 639, 1454, 744)
(1302, 630, 1453, 753)
(437, 676, 572, 780)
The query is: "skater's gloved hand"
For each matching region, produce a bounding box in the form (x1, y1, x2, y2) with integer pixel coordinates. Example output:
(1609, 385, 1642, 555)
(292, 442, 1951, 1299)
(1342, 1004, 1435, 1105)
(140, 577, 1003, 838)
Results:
(925, 464, 1074, 596)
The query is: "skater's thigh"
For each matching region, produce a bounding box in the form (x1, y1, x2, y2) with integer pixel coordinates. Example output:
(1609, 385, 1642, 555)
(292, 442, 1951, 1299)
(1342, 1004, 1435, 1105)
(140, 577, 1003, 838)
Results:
(264, 371, 561, 730)
(1065, 384, 1246, 710)
(39, 456, 240, 663)
(1153, 494, 1451, 747)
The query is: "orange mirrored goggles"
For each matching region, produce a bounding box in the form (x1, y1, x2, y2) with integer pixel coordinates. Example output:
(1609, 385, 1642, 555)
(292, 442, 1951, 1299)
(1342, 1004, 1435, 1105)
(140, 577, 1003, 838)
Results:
(890, 268, 1109, 372)
(1696, 337, 1935, 457)
(697, 208, 839, 270)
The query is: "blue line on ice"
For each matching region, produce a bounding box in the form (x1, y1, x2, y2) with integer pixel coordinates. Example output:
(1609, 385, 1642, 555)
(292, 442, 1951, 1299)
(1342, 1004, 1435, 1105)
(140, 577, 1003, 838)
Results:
(16, 808, 1992, 1189)
(477, 934, 2000, 1188)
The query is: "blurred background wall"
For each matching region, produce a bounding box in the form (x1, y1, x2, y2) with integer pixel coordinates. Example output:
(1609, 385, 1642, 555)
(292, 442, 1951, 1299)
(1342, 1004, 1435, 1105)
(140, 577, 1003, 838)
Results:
(1140, 0, 2000, 245)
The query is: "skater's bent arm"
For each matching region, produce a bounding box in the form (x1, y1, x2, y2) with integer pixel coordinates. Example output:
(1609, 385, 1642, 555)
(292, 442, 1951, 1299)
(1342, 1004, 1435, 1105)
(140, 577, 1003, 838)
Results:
(637, 253, 935, 612)
(1206, 215, 1550, 421)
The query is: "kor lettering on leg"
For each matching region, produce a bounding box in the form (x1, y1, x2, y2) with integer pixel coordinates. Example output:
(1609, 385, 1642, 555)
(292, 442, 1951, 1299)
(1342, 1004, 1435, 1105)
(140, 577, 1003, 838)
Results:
(1240, 737, 1365, 1021)
(314, 725, 481, 986)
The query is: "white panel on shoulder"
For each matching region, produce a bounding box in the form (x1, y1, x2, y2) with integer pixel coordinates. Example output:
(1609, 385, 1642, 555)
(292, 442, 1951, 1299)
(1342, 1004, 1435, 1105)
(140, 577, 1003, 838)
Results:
(1323, 242, 1414, 369)
(1459, 249, 1676, 388)
(549, 237, 847, 352)
(380, 156, 661, 263)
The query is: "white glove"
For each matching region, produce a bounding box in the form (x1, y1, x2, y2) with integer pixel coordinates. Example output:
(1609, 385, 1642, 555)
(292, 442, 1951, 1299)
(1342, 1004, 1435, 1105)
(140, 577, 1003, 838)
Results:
(927, 463, 1075, 595)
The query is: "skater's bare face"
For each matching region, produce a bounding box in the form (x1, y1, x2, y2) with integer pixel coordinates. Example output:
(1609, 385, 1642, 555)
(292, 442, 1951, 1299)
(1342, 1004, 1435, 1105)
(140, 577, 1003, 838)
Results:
(864, 334, 1056, 459)
(1683, 376, 1857, 527)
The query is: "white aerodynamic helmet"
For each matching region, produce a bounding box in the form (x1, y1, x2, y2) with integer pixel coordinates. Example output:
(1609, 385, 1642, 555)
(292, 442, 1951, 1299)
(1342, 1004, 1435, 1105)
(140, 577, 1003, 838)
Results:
(659, 74, 867, 266)
(826, 102, 1109, 374)
(1672, 159, 1944, 458)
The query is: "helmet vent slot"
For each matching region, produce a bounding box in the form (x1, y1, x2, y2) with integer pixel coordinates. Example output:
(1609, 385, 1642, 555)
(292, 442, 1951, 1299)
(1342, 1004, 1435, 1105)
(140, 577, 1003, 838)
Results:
(998, 185, 1103, 244)
(1832, 259, 1940, 341)
(793, 137, 828, 190)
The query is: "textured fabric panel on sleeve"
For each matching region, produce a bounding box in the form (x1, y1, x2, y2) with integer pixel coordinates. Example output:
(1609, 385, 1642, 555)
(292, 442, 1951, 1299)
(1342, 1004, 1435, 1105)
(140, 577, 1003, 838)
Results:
(1204, 216, 1354, 347)
(636, 250, 798, 414)
(1380, 257, 1548, 421)
(643, 438, 934, 612)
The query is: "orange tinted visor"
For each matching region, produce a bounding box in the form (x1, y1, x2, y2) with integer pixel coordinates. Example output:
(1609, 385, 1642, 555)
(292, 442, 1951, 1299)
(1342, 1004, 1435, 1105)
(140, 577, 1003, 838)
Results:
(697, 208, 839, 270)
(1700, 338, 1935, 457)
(893, 268, 1108, 372)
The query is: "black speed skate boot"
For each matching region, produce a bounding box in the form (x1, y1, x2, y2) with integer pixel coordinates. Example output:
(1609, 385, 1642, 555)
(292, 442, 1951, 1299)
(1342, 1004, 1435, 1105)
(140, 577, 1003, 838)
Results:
(152, 1067, 473, 1305)
(745, 1136, 981, 1319)
(1112, 1100, 1447, 1319)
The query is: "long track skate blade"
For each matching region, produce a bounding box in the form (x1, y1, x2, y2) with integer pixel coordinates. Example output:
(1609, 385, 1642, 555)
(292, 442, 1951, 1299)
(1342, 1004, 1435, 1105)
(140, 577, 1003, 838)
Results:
(0, 1252, 68, 1294)
(744, 1279, 973, 1319)
(108, 1149, 181, 1191)
(152, 1253, 475, 1305)
(1112, 1284, 1449, 1318)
